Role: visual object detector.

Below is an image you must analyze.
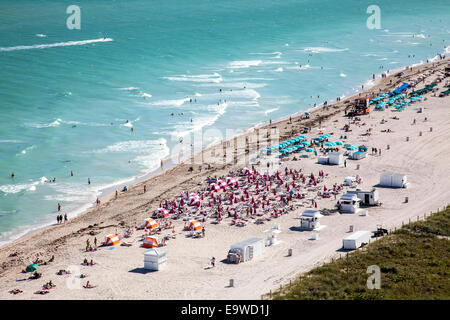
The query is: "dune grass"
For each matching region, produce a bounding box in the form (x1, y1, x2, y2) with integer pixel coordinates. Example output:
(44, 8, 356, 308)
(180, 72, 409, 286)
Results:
(270, 206, 450, 300)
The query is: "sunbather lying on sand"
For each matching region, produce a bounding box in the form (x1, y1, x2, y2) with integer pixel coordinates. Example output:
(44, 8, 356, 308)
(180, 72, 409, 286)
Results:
(9, 289, 23, 295)
(56, 269, 71, 275)
(83, 281, 96, 289)
(34, 290, 49, 295)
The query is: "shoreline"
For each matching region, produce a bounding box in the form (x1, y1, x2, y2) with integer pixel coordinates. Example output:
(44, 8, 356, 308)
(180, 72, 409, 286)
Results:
(1, 53, 448, 249)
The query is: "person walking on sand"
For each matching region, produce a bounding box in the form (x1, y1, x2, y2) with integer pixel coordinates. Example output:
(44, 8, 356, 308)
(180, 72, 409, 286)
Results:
(56, 215, 60, 224)
(344, 159, 347, 168)
(115, 190, 118, 199)
(144, 185, 146, 193)
(64, 213, 68, 222)
(211, 257, 215, 268)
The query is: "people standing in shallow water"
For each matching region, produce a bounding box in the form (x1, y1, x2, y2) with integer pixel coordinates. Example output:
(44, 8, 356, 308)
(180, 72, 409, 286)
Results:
(11, 173, 14, 179)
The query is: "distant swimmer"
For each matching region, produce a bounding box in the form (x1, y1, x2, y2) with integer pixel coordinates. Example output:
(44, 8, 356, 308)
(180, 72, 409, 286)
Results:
(190, 118, 193, 122)
(131, 127, 134, 132)
(58, 203, 61, 212)
(170, 113, 174, 116)
(53, 178, 56, 183)
(72, 125, 76, 128)
(88, 178, 91, 185)
(11, 173, 14, 179)
(70, 170, 74, 177)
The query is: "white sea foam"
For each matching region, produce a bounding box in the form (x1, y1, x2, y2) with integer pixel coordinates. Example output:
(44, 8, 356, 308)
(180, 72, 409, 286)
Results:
(340, 73, 347, 77)
(164, 73, 222, 83)
(93, 138, 168, 154)
(0, 38, 113, 52)
(228, 60, 262, 69)
(264, 107, 279, 115)
(118, 87, 139, 91)
(149, 97, 191, 107)
(35, 34, 47, 38)
(302, 47, 349, 53)
(273, 67, 284, 72)
(31, 119, 61, 128)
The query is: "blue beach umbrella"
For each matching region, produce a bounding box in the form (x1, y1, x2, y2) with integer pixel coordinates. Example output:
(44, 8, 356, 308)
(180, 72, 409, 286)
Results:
(301, 141, 310, 146)
(335, 141, 343, 145)
(346, 146, 357, 151)
(325, 142, 336, 147)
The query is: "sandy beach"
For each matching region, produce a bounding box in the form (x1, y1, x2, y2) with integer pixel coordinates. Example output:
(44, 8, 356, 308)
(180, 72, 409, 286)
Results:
(1, 58, 449, 300)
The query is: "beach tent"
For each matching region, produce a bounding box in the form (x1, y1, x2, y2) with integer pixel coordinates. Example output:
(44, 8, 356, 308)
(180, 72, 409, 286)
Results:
(105, 234, 120, 246)
(143, 236, 159, 248)
(189, 220, 202, 231)
(189, 194, 201, 206)
(141, 218, 158, 230)
(26, 263, 38, 272)
(346, 146, 358, 151)
(157, 207, 169, 218)
(143, 248, 167, 271)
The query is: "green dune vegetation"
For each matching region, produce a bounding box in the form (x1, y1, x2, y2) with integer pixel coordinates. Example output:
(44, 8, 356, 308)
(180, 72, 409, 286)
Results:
(270, 206, 450, 300)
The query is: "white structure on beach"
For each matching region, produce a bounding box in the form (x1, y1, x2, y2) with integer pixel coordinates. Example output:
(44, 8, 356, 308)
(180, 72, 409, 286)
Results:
(299, 210, 323, 230)
(328, 152, 344, 165)
(143, 248, 168, 271)
(346, 188, 380, 206)
(338, 193, 361, 213)
(264, 224, 282, 246)
(343, 231, 371, 250)
(229, 238, 265, 262)
(379, 173, 408, 188)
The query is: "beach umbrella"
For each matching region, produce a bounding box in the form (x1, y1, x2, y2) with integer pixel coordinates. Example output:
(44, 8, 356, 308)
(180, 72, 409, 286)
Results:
(301, 141, 310, 146)
(335, 141, 343, 145)
(26, 264, 38, 273)
(325, 142, 336, 147)
(346, 146, 357, 151)
(305, 148, 313, 152)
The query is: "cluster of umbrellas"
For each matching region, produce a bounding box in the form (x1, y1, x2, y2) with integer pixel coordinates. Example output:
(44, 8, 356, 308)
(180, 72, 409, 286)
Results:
(371, 91, 423, 112)
(261, 135, 308, 154)
(324, 141, 343, 147)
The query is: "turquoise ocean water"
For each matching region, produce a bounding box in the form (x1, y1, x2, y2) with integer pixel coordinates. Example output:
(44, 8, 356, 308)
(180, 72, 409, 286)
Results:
(0, 0, 449, 245)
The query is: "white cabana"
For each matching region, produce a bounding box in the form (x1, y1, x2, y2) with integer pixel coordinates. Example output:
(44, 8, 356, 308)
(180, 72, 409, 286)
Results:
(328, 152, 344, 165)
(143, 248, 168, 271)
(343, 231, 371, 250)
(229, 238, 265, 262)
(338, 193, 361, 213)
(299, 209, 323, 230)
(379, 173, 408, 188)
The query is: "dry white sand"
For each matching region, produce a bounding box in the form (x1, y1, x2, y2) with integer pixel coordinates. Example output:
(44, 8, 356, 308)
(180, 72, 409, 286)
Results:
(1, 59, 449, 300)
